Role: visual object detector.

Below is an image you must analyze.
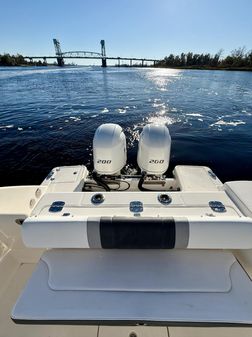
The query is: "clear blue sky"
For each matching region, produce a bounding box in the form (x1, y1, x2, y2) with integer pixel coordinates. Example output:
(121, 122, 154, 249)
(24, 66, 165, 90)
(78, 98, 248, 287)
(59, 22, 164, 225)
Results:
(0, 0, 252, 60)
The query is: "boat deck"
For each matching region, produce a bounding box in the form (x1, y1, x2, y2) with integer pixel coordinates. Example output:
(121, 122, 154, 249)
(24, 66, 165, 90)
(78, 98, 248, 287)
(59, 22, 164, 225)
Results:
(2, 166, 252, 336)
(1, 256, 252, 337)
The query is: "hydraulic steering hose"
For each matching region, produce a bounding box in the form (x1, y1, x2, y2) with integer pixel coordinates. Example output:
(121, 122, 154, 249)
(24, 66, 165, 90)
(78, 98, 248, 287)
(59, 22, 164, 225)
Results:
(138, 171, 149, 191)
(92, 171, 110, 191)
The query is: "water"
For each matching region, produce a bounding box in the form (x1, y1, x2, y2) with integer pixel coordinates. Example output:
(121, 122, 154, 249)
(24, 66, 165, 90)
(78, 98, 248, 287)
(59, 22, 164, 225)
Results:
(0, 66, 252, 186)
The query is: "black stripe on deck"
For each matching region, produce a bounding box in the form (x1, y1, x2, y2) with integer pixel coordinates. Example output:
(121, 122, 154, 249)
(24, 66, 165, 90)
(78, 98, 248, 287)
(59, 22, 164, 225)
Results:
(100, 217, 175, 249)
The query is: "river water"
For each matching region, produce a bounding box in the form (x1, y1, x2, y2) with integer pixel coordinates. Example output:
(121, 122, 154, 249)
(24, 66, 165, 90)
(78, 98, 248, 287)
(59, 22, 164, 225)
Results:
(0, 66, 252, 186)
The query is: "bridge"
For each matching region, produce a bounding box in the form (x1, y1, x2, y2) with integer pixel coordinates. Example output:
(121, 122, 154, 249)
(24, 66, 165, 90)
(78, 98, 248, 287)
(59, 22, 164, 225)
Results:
(24, 39, 160, 67)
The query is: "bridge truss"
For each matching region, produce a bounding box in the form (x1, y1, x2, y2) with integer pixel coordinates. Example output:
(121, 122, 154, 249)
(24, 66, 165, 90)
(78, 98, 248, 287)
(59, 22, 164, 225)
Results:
(53, 39, 106, 66)
(25, 39, 160, 67)
(62, 51, 102, 58)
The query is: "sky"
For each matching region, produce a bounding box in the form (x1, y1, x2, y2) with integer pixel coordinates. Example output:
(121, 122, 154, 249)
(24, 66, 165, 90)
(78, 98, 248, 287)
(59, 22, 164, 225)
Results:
(0, 0, 252, 64)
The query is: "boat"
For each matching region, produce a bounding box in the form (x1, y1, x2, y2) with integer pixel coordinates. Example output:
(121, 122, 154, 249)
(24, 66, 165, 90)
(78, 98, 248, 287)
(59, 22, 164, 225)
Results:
(1, 122, 252, 337)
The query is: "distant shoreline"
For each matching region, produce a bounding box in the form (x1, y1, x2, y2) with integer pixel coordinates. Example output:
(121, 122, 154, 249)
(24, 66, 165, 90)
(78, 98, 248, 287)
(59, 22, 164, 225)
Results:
(156, 65, 252, 71)
(1, 49, 252, 71)
(0, 64, 56, 67)
(1, 64, 252, 72)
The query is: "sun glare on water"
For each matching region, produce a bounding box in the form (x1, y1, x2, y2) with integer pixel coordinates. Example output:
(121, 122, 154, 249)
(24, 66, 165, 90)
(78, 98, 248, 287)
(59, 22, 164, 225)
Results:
(145, 68, 182, 92)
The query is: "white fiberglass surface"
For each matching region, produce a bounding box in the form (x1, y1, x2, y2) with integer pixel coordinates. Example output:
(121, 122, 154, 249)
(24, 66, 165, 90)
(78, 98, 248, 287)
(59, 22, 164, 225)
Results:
(12, 249, 252, 324)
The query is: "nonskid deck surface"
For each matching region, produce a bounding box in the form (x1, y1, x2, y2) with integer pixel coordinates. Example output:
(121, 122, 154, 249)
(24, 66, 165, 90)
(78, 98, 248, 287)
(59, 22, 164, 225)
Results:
(11, 249, 252, 326)
(0, 253, 252, 337)
(2, 246, 252, 336)
(1, 254, 252, 337)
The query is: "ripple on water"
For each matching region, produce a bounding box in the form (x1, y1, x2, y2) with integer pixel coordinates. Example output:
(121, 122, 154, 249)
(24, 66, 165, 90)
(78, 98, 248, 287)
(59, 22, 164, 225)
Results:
(0, 125, 14, 129)
(101, 108, 109, 113)
(211, 120, 246, 127)
(186, 113, 203, 117)
(147, 115, 176, 125)
(69, 116, 81, 122)
(117, 108, 127, 114)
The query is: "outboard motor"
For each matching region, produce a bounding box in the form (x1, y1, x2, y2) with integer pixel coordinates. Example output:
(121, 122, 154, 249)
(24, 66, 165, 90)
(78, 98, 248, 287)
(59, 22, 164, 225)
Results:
(93, 123, 126, 175)
(137, 124, 171, 175)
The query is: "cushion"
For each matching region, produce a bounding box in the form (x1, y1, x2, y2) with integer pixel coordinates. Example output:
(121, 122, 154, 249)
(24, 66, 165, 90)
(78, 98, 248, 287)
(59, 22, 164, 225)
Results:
(224, 181, 252, 217)
(12, 249, 252, 325)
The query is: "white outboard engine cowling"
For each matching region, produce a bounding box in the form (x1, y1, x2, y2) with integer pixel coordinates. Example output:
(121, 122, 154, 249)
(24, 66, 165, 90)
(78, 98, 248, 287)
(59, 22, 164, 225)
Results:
(137, 124, 171, 175)
(93, 123, 126, 175)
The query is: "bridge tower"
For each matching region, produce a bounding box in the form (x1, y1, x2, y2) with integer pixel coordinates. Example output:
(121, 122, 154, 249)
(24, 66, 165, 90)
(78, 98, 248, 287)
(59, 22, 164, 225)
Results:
(100, 40, 107, 67)
(53, 39, 64, 67)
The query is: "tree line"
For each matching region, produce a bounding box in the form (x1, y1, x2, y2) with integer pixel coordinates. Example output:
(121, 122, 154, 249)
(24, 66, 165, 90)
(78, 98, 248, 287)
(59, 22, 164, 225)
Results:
(157, 47, 252, 69)
(1, 48, 252, 69)
(0, 53, 49, 66)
